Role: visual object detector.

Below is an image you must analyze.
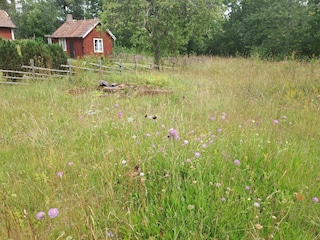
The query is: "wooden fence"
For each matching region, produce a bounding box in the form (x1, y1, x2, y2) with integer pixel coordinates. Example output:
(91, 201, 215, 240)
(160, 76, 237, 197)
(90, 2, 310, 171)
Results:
(0, 55, 184, 85)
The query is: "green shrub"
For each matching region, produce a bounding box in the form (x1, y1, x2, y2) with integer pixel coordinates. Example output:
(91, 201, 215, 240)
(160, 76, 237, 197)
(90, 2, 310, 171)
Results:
(46, 43, 68, 69)
(19, 39, 51, 68)
(0, 39, 23, 81)
(18, 39, 67, 69)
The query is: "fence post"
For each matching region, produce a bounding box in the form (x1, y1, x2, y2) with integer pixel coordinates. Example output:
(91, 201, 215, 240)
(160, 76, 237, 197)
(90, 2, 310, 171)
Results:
(134, 55, 137, 71)
(67, 59, 72, 77)
(98, 59, 102, 79)
(119, 59, 122, 74)
(30, 59, 35, 79)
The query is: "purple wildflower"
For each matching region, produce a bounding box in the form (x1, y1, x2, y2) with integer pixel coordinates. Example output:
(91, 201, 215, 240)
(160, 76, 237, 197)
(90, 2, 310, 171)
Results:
(57, 172, 64, 178)
(195, 152, 201, 158)
(36, 211, 46, 220)
(245, 186, 250, 191)
(253, 202, 260, 208)
(273, 120, 279, 124)
(221, 197, 226, 202)
(118, 112, 122, 117)
(168, 128, 180, 140)
(312, 197, 319, 203)
(234, 159, 241, 165)
(68, 162, 73, 166)
(48, 208, 59, 218)
(107, 232, 114, 238)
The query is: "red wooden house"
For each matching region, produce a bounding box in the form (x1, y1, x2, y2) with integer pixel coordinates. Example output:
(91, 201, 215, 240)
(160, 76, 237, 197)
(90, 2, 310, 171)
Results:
(0, 10, 16, 40)
(48, 14, 116, 58)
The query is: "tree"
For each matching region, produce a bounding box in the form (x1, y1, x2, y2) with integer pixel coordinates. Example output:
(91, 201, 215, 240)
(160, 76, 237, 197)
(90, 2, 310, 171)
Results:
(55, 0, 85, 19)
(12, 0, 63, 40)
(101, 0, 223, 66)
(0, 0, 9, 11)
(217, 0, 309, 59)
(301, 0, 320, 56)
(53, 0, 103, 20)
(83, 0, 103, 19)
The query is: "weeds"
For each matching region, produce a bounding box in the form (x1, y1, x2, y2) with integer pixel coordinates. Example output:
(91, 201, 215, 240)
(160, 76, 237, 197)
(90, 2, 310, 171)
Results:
(0, 57, 319, 239)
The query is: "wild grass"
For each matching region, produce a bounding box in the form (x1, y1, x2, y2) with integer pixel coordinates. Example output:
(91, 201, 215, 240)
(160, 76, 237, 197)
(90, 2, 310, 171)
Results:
(0, 57, 319, 240)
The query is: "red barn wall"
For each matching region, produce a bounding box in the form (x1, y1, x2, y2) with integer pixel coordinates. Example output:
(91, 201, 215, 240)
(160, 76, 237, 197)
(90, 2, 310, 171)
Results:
(66, 38, 83, 58)
(51, 27, 113, 58)
(83, 27, 113, 57)
(52, 38, 83, 58)
(0, 28, 13, 40)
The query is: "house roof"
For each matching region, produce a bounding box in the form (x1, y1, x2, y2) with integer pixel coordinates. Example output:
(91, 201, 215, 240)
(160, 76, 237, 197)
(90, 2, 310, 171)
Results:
(50, 18, 102, 39)
(0, 10, 16, 28)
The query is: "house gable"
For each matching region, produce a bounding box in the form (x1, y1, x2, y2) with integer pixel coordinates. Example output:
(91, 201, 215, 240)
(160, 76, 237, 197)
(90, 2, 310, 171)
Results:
(0, 10, 16, 40)
(48, 16, 115, 58)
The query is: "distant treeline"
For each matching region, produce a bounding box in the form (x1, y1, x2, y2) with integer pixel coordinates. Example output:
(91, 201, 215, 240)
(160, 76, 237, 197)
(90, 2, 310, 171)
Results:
(1, 0, 320, 60)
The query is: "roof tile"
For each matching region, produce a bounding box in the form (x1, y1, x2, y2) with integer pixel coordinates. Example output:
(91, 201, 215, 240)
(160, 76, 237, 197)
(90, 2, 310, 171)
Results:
(0, 10, 16, 28)
(50, 19, 100, 38)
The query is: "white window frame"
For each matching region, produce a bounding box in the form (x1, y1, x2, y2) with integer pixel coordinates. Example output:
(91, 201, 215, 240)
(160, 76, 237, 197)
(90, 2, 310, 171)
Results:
(93, 38, 103, 53)
(59, 38, 67, 51)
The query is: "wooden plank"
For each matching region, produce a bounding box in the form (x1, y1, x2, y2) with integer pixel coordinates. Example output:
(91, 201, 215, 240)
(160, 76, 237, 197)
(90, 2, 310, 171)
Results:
(88, 63, 120, 71)
(0, 69, 26, 74)
(0, 81, 26, 85)
(21, 65, 69, 74)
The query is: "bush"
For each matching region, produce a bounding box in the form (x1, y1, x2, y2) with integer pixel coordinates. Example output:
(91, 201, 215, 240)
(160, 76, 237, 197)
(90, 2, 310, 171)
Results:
(18, 39, 67, 69)
(19, 39, 51, 68)
(0, 39, 68, 80)
(46, 43, 68, 70)
(0, 39, 23, 81)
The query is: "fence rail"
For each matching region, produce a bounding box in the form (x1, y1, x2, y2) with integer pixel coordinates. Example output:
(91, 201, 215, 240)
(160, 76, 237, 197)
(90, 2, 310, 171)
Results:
(0, 55, 184, 84)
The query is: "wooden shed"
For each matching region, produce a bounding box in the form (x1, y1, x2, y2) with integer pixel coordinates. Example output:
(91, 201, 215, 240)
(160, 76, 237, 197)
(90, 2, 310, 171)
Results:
(48, 14, 116, 58)
(0, 10, 16, 40)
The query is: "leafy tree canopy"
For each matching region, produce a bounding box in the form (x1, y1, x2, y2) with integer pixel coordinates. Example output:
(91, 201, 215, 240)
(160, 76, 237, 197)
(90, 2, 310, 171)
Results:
(101, 0, 224, 65)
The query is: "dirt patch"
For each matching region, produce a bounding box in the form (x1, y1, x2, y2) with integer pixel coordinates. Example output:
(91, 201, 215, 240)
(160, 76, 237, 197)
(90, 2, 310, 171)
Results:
(135, 86, 172, 96)
(68, 81, 172, 96)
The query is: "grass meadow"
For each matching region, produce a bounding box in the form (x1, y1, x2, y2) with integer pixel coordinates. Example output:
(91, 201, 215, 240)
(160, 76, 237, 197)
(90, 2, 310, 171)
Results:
(0, 57, 319, 240)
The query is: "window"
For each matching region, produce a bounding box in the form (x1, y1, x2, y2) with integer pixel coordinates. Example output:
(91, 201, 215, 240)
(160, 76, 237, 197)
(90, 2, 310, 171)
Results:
(94, 38, 103, 53)
(59, 38, 67, 51)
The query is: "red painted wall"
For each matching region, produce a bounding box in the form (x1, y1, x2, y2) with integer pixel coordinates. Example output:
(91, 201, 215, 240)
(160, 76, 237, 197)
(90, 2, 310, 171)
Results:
(51, 27, 113, 58)
(83, 27, 113, 57)
(0, 28, 13, 40)
(67, 38, 82, 58)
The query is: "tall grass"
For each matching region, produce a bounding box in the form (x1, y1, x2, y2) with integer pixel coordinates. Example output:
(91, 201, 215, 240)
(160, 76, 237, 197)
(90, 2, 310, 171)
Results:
(0, 57, 319, 239)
